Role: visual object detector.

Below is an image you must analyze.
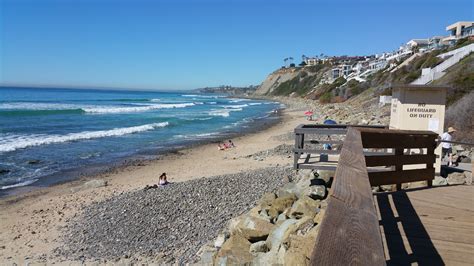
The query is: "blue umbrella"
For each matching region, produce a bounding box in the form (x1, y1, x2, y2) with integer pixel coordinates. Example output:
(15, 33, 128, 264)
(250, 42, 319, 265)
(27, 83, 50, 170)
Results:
(323, 119, 337, 125)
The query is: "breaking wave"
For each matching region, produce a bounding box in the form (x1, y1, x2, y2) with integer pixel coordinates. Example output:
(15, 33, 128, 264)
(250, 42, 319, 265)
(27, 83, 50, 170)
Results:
(0, 122, 169, 153)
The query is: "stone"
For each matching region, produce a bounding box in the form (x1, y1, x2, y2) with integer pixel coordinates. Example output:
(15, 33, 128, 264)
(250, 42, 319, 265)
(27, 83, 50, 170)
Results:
(215, 234, 254, 265)
(433, 176, 448, 186)
(289, 196, 320, 219)
(460, 156, 471, 163)
(267, 194, 297, 219)
(249, 241, 268, 254)
(316, 170, 335, 184)
(464, 172, 472, 185)
(235, 215, 275, 242)
(302, 185, 326, 200)
(447, 172, 466, 185)
(313, 209, 325, 225)
(266, 219, 298, 250)
(214, 232, 229, 248)
(283, 225, 320, 264)
(258, 192, 276, 207)
(195, 243, 218, 265)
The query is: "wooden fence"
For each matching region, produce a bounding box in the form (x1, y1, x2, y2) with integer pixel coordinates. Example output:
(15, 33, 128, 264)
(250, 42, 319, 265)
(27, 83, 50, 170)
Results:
(310, 127, 438, 265)
(293, 124, 386, 171)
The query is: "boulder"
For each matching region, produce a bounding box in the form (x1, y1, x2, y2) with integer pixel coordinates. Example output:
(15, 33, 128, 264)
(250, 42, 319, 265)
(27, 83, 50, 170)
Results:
(447, 172, 466, 185)
(215, 234, 254, 265)
(313, 209, 325, 225)
(0, 168, 10, 175)
(284, 225, 320, 264)
(464, 172, 472, 185)
(301, 185, 326, 200)
(249, 241, 268, 254)
(214, 232, 229, 248)
(258, 192, 276, 207)
(266, 219, 298, 250)
(196, 242, 218, 265)
(460, 156, 471, 163)
(289, 196, 320, 219)
(267, 194, 297, 220)
(235, 215, 275, 242)
(433, 176, 448, 186)
(316, 170, 335, 184)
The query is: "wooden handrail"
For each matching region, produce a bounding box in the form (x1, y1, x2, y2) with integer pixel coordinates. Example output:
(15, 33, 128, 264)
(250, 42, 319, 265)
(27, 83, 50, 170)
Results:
(310, 127, 439, 265)
(310, 127, 386, 265)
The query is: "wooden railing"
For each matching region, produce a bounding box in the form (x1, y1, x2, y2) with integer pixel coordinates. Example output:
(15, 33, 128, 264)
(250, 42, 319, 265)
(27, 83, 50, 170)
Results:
(310, 127, 438, 265)
(294, 124, 386, 171)
(360, 128, 438, 190)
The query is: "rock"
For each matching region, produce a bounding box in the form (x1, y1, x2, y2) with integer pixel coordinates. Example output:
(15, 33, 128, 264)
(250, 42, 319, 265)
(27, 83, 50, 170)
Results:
(215, 235, 254, 265)
(447, 172, 466, 185)
(464, 172, 472, 185)
(267, 194, 297, 219)
(460, 156, 471, 163)
(214, 232, 229, 248)
(301, 185, 326, 200)
(249, 241, 268, 254)
(284, 225, 320, 264)
(289, 196, 320, 219)
(196, 243, 217, 265)
(276, 213, 287, 223)
(313, 209, 325, 225)
(316, 170, 335, 185)
(235, 215, 275, 242)
(258, 192, 276, 207)
(27, 160, 40, 164)
(433, 176, 447, 186)
(380, 184, 396, 192)
(266, 219, 298, 250)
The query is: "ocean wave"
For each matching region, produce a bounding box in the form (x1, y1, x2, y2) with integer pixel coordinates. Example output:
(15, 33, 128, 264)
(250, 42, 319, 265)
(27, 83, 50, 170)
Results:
(82, 103, 195, 113)
(223, 104, 248, 109)
(182, 94, 222, 99)
(0, 102, 195, 114)
(0, 122, 169, 153)
(248, 102, 262, 106)
(208, 107, 243, 117)
(1, 179, 39, 190)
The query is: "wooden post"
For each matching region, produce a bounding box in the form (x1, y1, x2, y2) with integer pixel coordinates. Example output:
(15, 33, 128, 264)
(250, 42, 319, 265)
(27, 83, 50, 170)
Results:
(395, 148, 403, 191)
(294, 133, 300, 169)
(427, 144, 435, 187)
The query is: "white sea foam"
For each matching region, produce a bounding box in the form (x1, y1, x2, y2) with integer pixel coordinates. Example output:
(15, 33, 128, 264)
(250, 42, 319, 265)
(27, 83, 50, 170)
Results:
(224, 104, 248, 109)
(208, 107, 243, 117)
(1, 179, 39, 190)
(182, 94, 222, 99)
(248, 102, 262, 106)
(82, 103, 195, 113)
(0, 102, 195, 114)
(0, 122, 169, 153)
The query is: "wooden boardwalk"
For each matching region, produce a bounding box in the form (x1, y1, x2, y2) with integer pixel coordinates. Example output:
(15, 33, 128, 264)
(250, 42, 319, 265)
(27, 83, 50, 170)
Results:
(375, 185, 474, 265)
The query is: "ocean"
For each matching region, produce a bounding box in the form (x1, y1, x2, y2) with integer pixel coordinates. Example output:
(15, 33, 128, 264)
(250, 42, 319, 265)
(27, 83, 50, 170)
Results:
(0, 87, 282, 192)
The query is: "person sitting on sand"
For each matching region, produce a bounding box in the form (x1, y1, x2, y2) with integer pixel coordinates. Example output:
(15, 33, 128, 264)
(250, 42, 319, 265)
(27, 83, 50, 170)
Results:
(227, 140, 235, 148)
(217, 143, 226, 150)
(159, 172, 168, 186)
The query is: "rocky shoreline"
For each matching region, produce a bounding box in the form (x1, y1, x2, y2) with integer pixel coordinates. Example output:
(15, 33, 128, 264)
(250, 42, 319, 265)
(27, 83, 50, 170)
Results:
(55, 167, 296, 264)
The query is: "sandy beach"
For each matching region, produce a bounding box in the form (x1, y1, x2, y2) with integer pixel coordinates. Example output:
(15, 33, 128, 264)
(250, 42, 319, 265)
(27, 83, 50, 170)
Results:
(0, 101, 310, 264)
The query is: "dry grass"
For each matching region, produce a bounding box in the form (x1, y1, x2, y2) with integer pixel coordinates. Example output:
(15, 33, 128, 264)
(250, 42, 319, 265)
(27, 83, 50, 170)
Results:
(445, 91, 474, 142)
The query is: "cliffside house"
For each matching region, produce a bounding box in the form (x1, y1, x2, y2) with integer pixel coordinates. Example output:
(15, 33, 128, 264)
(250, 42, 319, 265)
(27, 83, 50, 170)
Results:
(443, 21, 474, 45)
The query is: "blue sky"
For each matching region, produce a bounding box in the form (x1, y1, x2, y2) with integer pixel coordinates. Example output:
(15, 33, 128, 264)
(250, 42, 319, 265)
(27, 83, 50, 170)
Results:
(0, 0, 472, 90)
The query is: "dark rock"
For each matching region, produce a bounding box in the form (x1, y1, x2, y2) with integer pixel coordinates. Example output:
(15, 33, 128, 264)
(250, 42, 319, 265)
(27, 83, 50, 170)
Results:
(27, 160, 40, 165)
(0, 168, 10, 175)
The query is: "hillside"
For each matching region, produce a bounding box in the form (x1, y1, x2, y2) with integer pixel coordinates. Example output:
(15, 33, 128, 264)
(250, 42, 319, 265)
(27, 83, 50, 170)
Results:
(254, 40, 474, 141)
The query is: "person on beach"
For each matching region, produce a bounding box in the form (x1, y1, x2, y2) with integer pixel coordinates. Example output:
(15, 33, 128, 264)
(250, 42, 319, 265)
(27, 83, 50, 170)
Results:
(227, 140, 235, 148)
(441, 127, 456, 166)
(159, 172, 168, 186)
(217, 143, 226, 150)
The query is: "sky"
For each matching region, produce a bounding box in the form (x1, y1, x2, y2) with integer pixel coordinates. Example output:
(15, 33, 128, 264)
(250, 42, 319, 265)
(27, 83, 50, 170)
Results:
(0, 0, 472, 90)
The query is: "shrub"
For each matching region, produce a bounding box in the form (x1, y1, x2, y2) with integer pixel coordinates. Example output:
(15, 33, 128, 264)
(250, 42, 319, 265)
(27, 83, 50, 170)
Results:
(445, 91, 474, 142)
(319, 92, 332, 103)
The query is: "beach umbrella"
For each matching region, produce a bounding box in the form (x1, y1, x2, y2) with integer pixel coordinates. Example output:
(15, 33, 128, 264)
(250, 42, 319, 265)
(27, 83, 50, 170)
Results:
(323, 119, 337, 125)
(304, 111, 314, 116)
